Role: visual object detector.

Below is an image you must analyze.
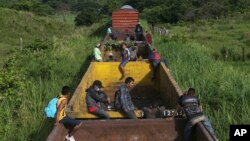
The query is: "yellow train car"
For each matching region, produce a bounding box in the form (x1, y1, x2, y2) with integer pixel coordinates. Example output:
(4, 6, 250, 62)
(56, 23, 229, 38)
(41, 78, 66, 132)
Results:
(47, 62, 215, 141)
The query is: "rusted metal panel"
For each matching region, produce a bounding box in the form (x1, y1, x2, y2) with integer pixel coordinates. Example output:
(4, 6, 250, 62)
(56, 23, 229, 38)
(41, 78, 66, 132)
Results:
(47, 119, 186, 141)
(112, 9, 139, 28)
(47, 119, 215, 141)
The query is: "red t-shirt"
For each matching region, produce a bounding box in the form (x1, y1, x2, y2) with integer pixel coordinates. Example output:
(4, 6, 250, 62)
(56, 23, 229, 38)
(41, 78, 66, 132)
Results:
(146, 33, 152, 45)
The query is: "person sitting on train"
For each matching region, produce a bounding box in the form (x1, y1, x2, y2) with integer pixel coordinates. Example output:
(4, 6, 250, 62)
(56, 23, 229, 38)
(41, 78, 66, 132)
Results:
(114, 77, 137, 119)
(129, 45, 138, 61)
(148, 48, 161, 80)
(119, 43, 130, 80)
(145, 30, 153, 46)
(86, 80, 110, 119)
(142, 101, 165, 119)
(55, 86, 83, 141)
(107, 26, 113, 38)
(124, 33, 131, 42)
(170, 88, 218, 141)
(93, 43, 103, 62)
(135, 22, 144, 41)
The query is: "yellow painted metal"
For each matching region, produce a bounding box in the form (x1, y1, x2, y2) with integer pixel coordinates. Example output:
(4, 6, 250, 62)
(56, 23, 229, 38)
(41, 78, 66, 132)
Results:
(71, 110, 143, 119)
(67, 61, 155, 119)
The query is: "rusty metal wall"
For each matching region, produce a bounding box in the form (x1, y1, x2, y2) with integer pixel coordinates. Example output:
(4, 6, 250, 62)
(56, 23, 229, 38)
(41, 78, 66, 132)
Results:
(112, 9, 139, 28)
(47, 119, 187, 141)
(157, 63, 183, 109)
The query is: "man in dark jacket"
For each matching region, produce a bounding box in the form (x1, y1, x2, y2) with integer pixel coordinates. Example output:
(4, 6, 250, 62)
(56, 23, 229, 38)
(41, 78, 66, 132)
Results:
(135, 22, 143, 41)
(171, 88, 218, 141)
(86, 80, 110, 119)
(116, 77, 137, 119)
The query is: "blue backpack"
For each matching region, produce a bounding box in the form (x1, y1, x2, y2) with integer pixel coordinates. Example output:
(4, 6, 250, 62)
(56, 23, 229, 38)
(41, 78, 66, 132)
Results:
(44, 98, 58, 118)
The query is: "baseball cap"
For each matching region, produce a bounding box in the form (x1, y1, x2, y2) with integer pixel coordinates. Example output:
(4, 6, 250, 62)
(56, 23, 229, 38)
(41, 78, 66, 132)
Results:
(93, 80, 104, 88)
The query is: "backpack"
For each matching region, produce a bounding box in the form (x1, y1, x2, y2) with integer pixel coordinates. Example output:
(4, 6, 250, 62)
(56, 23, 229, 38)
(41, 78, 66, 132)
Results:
(153, 51, 161, 60)
(114, 90, 122, 110)
(44, 98, 58, 118)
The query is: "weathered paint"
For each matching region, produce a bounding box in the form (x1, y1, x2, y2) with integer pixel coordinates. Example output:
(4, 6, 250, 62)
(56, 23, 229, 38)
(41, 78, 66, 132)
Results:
(47, 119, 213, 141)
(112, 9, 139, 28)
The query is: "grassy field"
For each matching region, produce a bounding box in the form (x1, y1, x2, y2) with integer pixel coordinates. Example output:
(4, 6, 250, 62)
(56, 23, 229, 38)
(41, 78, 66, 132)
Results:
(153, 18, 250, 140)
(0, 8, 76, 67)
(162, 16, 250, 75)
(0, 8, 103, 140)
(1, 7, 250, 141)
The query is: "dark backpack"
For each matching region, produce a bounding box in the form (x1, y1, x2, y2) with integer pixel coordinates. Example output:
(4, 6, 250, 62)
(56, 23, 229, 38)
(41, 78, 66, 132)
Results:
(114, 90, 122, 110)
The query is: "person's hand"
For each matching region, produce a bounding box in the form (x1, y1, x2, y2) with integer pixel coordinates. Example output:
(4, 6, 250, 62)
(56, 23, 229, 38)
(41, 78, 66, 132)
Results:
(107, 97, 111, 104)
(166, 116, 174, 121)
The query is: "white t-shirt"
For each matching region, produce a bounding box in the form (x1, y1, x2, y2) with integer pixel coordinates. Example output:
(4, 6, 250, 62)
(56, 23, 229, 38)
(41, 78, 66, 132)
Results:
(94, 47, 102, 61)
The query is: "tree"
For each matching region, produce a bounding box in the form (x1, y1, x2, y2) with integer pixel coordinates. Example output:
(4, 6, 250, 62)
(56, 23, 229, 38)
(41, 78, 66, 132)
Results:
(75, 7, 100, 26)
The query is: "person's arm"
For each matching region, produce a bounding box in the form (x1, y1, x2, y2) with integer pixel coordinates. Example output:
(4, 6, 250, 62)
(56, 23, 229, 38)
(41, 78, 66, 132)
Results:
(89, 90, 107, 103)
(55, 99, 67, 125)
(120, 87, 130, 111)
(198, 98, 203, 112)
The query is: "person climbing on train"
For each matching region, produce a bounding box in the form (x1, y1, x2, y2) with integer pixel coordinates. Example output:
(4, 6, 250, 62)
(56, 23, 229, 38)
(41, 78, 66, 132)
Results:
(145, 30, 153, 46)
(148, 47, 161, 80)
(135, 22, 144, 41)
(119, 43, 130, 80)
(115, 77, 137, 119)
(93, 43, 103, 62)
(86, 80, 110, 119)
(55, 86, 83, 141)
(170, 88, 218, 141)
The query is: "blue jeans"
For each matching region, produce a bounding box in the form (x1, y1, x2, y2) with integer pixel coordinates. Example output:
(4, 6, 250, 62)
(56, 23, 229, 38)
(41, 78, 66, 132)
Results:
(60, 116, 81, 128)
(120, 59, 129, 68)
(121, 110, 138, 119)
(151, 60, 160, 79)
(183, 116, 217, 141)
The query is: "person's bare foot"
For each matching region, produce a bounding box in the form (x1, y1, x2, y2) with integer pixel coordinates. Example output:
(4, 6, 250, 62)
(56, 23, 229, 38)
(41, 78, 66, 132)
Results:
(119, 75, 125, 80)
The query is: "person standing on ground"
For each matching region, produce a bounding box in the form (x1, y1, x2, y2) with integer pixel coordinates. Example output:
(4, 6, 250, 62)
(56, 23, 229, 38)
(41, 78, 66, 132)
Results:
(115, 77, 137, 119)
(170, 88, 218, 141)
(119, 43, 130, 80)
(86, 80, 110, 119)
(55, 86, 83, 141)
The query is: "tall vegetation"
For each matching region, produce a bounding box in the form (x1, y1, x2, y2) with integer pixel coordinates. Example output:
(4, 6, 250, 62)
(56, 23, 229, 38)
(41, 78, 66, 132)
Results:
(0, 7, 101, 140)
(154, 34, 250, 141)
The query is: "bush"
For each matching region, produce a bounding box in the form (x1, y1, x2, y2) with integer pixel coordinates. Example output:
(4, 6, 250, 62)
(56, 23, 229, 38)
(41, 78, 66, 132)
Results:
(30, 3, 55, 16)
(246, 53, 250, 60)
(25, 38, 53, 52)
(10, 3, 30, 11)
(75, 8, 100, 26)
(220, 46, 239, 61)
(9, 2, 54, 16)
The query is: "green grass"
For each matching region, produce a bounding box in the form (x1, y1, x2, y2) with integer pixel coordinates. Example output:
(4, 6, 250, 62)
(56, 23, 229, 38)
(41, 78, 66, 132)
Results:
(0, 8, 76, 67)
(154, 34, 250, 141)
(161, 16, 250, 75)
(0, 7, 102, 141)
(1, 6, 250, 141)
(166, 18, 250, 55)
